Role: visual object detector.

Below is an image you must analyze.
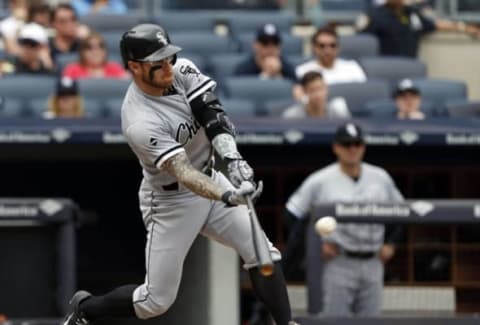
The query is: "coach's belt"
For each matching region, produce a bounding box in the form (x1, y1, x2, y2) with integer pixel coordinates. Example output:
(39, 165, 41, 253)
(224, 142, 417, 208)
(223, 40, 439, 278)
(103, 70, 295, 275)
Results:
(161, 168, 213, 191)
(343, 250, 376, 259)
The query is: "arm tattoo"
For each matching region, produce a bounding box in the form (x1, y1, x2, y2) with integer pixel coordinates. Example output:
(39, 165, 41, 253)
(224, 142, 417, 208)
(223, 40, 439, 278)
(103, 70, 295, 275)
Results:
(163, 151, 224, 200)
(212, 133, 241, 160)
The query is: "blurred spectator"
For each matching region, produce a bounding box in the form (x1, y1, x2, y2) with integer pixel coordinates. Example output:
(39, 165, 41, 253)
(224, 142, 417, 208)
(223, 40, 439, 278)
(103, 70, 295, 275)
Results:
(44, 76, 84, 118)
(49, 3, 90, 61)
(295, 26, 367, 84)
(283, 71, 350, 119)
(358, 0, 480, 57)
(71, 0, 127, 16)
(27, 1, 51, 28)
(394, 78, 425, 120)
(285, 122, 404, 317)
(234, 23, 296, 81)
(0, 0, 29, 55)
(13, 22, 54, 74)
(62, 31, 128, 79)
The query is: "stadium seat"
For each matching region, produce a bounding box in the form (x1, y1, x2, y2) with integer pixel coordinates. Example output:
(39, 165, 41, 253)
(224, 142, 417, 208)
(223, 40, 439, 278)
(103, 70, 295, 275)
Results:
(0, 97, 25, 118)
(104, 98, 124, 118)
(28, 97, 106, 118)
(78, 79, 131, 103)
(0, 75, 55, 102)
(363, 98, 437, 118)
(221, 98, 256, 117)
(339, 34, 379, 60)
(327, 80, 390, 116)
(359, 56, 427, 88)
(152, 11, 217, 32)
(237, 32, 304, 56)
(225, 11, 295, 36)
(288, 55, 310, 67)
(169, 32, 236, 59)
(445, 99, 480, 118)
(224, 77, 294, 115)
(209, 53, 248, 83)
(320, 0, 368, 11)
(264, 98, 297, 117)
(101, 30, 123, 55)
(79, 14, 143, 31)
(411, 78, 468, 115)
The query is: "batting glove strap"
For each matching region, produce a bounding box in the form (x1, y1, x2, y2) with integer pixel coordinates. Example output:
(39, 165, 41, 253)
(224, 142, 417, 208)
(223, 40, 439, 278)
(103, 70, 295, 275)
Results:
(221, 191, 236, 207)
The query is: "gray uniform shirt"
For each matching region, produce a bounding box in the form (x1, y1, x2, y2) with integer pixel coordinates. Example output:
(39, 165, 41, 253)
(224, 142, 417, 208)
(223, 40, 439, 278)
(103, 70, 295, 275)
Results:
(121, 58, 216, 192)
(286, 162, 404, 252)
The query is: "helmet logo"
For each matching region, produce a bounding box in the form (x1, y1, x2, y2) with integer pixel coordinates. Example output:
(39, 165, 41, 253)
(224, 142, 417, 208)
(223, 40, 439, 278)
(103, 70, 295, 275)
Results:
(156, 32, 167, 45)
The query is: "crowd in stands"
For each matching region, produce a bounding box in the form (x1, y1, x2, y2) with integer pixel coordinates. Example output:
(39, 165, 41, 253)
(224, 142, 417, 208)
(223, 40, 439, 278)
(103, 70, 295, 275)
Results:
(0, 0, 479, 119)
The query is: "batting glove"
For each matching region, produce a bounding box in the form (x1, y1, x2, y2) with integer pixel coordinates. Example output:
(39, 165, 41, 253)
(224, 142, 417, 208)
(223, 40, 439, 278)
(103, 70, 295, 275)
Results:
(222, 181, 264, 207)
(226, 159, 254, 188)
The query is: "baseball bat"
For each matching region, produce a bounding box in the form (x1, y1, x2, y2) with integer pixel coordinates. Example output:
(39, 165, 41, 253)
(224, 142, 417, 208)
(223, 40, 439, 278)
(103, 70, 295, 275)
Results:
(246, 195, 274, 276)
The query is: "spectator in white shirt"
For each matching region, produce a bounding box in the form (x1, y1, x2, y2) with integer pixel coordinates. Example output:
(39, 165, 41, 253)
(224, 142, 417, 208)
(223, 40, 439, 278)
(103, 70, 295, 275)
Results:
(283, 71, 351, 119)
(293, 26, 366, 100)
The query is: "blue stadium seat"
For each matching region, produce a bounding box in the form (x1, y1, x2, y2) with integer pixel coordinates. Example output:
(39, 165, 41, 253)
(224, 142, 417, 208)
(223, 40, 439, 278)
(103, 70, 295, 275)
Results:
(264, 98, 297, 117)
(152, 11, 217, 32)
(224, 77, 294, 115)
(445, 99, 480, 118)
(169, 32, 236, 59)
(237, 32, 304, 56)
(288, 55, 310, 67)
(104, 98, 124, 118)
(411, 78, 468, 115)
(225, 11, 295, 36)
(209, 53, 248, 83)
(320, 0, 368, 11)
(78, 79, 131, 103)
(79, 14, 143, 31)
(0, 75, 56, 109)
(327, 80, 390, 116)
(221, 98, 256, 117)
(339, 34, 379, 60)
(0, 97, 25, 118)
(101, 30, 123, 55)
(363, 98, 437, 118)
(359, 56, 427, 88)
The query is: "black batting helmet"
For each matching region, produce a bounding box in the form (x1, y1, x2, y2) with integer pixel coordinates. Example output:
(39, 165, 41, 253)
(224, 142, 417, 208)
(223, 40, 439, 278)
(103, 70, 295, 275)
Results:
(120, 23, 182, 68)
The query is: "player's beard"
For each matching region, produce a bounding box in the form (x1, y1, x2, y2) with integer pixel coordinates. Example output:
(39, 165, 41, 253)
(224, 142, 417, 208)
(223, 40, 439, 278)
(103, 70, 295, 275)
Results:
(141, 66, 173, 89)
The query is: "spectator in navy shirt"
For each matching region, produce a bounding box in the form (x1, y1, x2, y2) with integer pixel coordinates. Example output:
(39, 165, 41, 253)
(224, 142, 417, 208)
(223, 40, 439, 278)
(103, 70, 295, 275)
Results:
(234, 23, 296, 81)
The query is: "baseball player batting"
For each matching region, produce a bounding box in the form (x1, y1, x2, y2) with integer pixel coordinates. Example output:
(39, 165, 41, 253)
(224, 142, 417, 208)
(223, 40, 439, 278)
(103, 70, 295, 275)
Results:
(63, 24, 298, 325)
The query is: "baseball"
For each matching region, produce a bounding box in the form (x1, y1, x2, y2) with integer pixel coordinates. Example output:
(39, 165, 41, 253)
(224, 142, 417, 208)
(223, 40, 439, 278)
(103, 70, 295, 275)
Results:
(315, 216, 337, 236)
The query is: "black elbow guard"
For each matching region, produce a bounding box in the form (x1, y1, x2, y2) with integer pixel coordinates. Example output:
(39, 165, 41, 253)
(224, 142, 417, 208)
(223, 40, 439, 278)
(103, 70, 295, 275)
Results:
(190, 91, 236, 140)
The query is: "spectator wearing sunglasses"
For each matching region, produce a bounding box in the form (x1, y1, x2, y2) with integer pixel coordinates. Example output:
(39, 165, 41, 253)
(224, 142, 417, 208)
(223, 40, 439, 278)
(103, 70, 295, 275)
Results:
(63, 31, 128, 79)
(295, 26, 367, 85)
(13, 22, 55, 74)
(292, 26, 366, 101)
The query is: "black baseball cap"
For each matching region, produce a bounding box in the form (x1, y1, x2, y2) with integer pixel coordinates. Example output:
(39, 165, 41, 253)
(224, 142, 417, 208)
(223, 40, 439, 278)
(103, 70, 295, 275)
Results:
(256, 23, 281, 45)
(56, 77, 78, 96)
(393, 79, 420, 98)
(334, 122, 365, 144)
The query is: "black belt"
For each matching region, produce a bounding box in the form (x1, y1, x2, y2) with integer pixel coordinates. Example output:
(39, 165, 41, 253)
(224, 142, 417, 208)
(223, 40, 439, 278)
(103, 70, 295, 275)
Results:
(161, 167, 213, 192)
(344, 250, 376, 259)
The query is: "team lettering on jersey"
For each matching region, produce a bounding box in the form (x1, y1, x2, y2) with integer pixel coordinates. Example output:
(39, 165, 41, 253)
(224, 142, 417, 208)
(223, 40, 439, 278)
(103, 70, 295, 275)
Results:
(175, 119, 201, 146)
(179, 65, 200, 78)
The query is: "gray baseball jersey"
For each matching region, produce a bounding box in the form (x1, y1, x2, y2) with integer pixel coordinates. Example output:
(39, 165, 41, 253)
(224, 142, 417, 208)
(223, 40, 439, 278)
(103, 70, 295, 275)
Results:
(120, 58, 281, 319)
(286, 162, 404, 252)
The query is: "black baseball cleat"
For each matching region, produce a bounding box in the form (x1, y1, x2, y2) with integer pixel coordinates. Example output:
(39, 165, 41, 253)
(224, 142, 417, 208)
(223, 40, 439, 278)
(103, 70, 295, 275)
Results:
(63, 290, 92, 325)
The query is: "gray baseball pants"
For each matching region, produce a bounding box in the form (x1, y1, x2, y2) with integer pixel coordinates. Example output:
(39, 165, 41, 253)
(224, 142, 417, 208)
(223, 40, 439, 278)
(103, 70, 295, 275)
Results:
(132, 170, 281, 319)
(322, 255, 383, 316)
